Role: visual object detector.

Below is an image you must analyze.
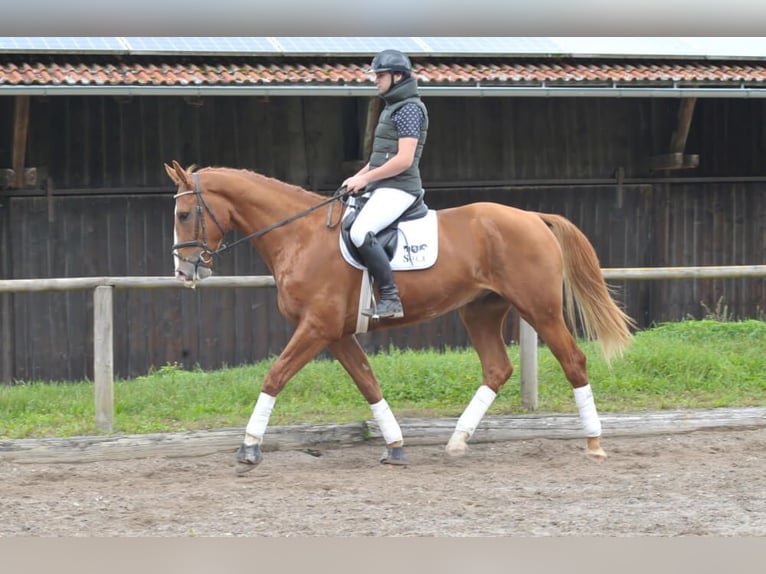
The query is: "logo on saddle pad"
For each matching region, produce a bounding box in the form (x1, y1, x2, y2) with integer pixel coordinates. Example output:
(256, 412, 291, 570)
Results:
(339, 199, 439, 271)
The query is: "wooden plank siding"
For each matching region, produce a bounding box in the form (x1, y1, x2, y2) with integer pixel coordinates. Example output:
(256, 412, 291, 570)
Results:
(0, 94, 764, 382)
(648, 181, 766, 322)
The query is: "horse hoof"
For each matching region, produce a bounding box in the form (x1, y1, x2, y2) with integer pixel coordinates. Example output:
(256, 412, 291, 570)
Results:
(585, 437, 607, 462)
(380, 446, 408, 466)
(235, 443, 263, 474)
(445, 443, 468, 457)
(445, 431, 470, 457)
(586, 447, 608, 462)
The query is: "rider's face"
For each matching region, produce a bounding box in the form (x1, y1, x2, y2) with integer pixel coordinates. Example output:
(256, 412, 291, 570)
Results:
(374, 71, 393, 94)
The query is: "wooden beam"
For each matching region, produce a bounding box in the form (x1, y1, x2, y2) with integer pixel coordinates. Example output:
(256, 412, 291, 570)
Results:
(646, 97, 698, 173)
(362, 96, 381, 160)
(0, 169, 16, 189)
(670, 97, 697, 154)
(94, 286, 114, 432)
(368, 407, 766, 445)
(12, 96, 30, 190)
(0, 200, 11, 383)
(649, 152, 700, 171)
(341, 97, 382, 177)
(4, 408, 765, 463)
(46, 177, 55, 223)
(519, 319, 538, 411)
(0, 168, 37, 189)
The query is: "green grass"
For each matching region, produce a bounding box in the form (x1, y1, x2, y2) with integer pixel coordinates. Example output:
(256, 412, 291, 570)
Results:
(1, 320, 764, 439)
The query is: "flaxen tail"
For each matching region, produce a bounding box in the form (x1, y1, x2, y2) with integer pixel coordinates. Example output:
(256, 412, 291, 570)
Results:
(537, 212, 636, 364)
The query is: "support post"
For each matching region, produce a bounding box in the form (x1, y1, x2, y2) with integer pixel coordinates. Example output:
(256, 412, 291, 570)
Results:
(519, 319, 538, 411)
(93, 285, 114, 431)
(12, 95, 30, 190)
(362, 96, 381, 159)
(670, 97, 697, 154)
(0, 199, 11, 383)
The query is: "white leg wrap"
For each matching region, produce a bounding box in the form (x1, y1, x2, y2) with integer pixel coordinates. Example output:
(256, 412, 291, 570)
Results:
(455, 385, 497, 438)
(574, 384, 602, 437)
(370, 399, 403, 445)
(244, 392, 276, 445)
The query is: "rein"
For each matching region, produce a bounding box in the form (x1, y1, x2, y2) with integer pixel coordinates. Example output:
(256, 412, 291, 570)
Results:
(172, 173, 352, 262)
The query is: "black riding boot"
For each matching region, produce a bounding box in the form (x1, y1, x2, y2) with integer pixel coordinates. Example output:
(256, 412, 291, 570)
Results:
(357, 232, 404, 319)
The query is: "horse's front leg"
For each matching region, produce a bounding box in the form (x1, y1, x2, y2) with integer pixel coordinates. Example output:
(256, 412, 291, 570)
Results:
(327, 335, 408, 466)
(236, 322, 329, 474)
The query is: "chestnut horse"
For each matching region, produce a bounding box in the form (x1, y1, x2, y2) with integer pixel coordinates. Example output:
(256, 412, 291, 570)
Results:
(164, 160, 634, 473)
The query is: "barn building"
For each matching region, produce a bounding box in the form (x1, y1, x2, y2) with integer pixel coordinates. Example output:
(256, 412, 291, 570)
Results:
(1, 37, 765, 382)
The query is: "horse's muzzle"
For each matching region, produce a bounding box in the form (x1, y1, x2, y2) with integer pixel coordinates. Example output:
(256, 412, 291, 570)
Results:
(175, 258, 213, 283)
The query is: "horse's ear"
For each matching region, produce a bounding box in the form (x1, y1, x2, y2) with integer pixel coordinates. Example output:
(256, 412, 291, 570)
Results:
(164, 162, 180, 185)
(169, 160, 192, 187)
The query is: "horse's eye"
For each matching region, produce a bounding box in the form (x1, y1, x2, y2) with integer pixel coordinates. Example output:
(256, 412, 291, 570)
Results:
(178, 211, 191, 222)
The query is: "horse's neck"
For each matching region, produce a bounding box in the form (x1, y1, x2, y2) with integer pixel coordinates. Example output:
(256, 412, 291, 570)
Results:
(213, 171, 308, 224)
(222, 172, 322, 271)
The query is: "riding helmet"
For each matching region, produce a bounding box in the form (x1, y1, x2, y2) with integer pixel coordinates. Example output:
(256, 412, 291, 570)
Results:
(369, 49, 412, 75)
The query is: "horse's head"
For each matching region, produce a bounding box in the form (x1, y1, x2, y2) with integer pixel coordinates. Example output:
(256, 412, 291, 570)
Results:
(164, 160, 228, 284)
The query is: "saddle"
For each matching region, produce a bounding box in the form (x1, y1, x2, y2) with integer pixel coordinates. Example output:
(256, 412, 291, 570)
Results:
(340, 190, 429, 264)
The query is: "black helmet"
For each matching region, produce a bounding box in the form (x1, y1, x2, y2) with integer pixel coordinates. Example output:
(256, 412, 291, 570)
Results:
(369, 49, 412, 75)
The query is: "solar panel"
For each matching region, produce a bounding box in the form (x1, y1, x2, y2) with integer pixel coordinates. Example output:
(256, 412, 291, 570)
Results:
(676, 37, 766, 59)
(0, 37, 126, 53)
(549, 37, 766, 59)
(123, 37, 279, 55)
(419, 37, 561, 55)
(271, 37, 425, 55)
(123, 37, 430, 56)
(0, 37, 764, 60)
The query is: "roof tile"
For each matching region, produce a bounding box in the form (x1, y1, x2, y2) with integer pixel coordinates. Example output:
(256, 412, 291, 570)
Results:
(1, 57, 765, 88)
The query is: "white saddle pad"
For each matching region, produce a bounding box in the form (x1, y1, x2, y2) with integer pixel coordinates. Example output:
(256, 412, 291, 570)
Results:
(339, 207, 439, 271)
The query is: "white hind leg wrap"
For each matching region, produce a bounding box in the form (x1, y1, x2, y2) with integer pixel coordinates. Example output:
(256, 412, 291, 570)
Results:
(455, 385, 497, 437)
(244, 392, 276, 445)
(371, 399, 403, 444)
(574, 384, 602, 437)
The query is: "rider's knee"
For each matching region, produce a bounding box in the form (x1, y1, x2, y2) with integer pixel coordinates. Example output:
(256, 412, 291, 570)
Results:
(351, 228, 375, 248)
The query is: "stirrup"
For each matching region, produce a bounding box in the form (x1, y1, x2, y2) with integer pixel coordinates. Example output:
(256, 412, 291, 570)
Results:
(363, 299, 404, 319)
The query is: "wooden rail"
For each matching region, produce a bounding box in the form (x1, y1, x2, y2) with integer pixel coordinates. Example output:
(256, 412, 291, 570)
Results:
(1, 265, 765, 431)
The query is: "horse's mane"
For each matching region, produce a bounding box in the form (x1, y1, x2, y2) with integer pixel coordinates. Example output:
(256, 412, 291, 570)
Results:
(196, 165, 327, 202)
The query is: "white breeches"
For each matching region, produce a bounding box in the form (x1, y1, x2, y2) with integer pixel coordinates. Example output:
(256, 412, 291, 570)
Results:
(349, 187, 417, 247)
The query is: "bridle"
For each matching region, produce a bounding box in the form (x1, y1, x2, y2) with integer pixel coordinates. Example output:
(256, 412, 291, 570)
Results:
(171, 171, 351, 267)
(172, 173, 227, 267)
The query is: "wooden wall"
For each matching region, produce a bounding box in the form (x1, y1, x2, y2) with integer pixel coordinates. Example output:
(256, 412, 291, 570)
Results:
(1, 93, 764, 382)
(18, 95, 353, 190)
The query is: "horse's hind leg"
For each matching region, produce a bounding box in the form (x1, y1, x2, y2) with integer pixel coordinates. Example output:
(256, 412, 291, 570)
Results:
(527, 314, 607, 460)
(446, 294, 514, 457)
(327, 335, 407, 466)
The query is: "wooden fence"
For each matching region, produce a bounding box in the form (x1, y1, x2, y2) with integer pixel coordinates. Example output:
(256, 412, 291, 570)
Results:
(1, 265, 765, 431)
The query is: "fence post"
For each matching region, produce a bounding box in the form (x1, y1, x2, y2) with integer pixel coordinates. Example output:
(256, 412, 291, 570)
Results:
(93, 285, 114, 431)
(519, 319, 538, 411)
